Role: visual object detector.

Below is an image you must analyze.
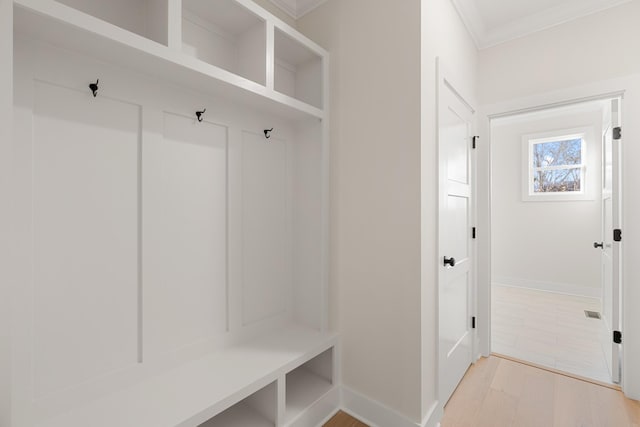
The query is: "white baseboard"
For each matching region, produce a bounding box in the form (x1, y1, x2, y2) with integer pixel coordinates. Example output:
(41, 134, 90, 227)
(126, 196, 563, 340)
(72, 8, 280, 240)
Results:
(340, 386, 441, 427)
(493, 277, 600, 298)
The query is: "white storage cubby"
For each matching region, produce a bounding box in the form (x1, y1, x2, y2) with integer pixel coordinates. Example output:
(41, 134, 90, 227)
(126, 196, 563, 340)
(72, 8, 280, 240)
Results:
(182, 0, 266, 85)
(199, 382, 277, 427)
(274, 28, 324, 109)
(54, 0, 170, 46)
(10, 0, 334, 426)
(285, 347, 334, 424)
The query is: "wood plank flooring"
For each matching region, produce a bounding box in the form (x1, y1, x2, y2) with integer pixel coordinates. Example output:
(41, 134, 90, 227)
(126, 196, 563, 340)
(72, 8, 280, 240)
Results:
(441, 355, 640, 427)
(324, 356, 640, 427)
(323, 411, 368, 427)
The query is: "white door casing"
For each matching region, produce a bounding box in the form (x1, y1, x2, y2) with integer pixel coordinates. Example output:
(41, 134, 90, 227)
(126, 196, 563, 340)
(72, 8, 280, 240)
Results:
(438, 61, 475, 405)
(599, 98, 622, 384)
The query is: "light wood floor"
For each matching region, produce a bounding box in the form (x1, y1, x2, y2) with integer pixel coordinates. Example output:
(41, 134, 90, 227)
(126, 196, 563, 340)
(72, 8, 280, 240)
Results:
(441, 355, 640, 427)
(323, 411, 368, 427)
(324, 356, 640, 427)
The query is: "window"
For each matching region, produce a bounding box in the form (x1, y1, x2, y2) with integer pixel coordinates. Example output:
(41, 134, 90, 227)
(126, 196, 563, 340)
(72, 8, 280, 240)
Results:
(522, 127, 595, 201)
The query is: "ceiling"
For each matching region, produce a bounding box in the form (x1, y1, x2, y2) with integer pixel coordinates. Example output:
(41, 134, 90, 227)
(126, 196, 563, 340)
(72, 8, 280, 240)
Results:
(451, 0, 633, 49)
(267, 0, 327, 19)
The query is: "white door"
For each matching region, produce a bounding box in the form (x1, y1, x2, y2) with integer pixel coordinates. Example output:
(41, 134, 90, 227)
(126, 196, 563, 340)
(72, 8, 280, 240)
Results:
(598, 98, 622, 384)
(438, 64, 475, 404)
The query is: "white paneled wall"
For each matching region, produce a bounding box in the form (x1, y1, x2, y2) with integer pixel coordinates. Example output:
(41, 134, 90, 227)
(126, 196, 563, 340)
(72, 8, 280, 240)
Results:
(241, 131, 292, 326)
(143, 113, 229, 357)
(32, 82, 141, 398)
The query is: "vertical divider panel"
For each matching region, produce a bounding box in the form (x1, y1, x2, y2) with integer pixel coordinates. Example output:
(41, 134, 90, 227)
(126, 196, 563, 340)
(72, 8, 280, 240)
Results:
(277, 375, 286, 427)
(266, 21, 275, 90)
(12, 44, 37, 426)
(321, 54, 330, 333)
(0, 1, 12, 424)
(167, 0, 182, 50)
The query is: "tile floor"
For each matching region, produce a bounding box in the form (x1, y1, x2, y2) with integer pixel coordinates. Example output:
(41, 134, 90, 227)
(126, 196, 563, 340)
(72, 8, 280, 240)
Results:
(491, 284, 611, 384)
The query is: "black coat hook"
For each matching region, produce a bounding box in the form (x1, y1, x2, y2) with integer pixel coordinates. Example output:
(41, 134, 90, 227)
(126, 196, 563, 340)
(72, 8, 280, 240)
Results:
(89, 79, 99, 97)
(264, 128, 273, 139)
(196, 108, 206, 122)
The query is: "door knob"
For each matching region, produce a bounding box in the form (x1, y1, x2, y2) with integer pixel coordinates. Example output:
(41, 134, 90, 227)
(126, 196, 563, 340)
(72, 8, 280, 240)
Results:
(443, 256, 456, 267)
(593, 242, 604, 249)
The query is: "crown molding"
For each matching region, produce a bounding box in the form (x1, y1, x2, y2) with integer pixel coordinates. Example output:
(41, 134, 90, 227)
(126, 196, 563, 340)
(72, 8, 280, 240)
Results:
(268, 0, 327, 19)
(452, 0, 633, 50)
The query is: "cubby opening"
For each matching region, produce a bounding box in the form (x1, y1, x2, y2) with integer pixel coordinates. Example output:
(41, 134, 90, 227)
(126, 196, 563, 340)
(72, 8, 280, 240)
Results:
(55, 0, 169, 45)
(182, 0, 266, 85)
(285, 347, 334, 423)
(274, 29, 323, 109)
(199, 382, 277, 427)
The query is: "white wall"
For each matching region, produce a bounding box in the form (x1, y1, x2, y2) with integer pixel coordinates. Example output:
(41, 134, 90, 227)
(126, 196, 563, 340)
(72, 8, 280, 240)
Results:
(491, 107, 603, 297)
(478, 1, 640, 105)
(299, 0, 477, 424)
(299, 1, 424, 422)
(477, 0, 640, 398)
(0, 0, 12, 425)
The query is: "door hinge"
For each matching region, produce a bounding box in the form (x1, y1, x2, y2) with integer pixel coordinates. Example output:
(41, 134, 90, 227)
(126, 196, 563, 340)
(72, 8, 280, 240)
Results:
(472, 316, 476, 329)
(614, 330, 622, 344)
(472, 227, 477, 239)
(614, 229, 622, 242)
(613, 127, 622, 140)
(472, 136, 479, 149)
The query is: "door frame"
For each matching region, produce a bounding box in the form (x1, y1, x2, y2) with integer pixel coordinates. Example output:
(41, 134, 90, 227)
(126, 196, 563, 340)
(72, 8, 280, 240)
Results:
(476, 75, 640, 397)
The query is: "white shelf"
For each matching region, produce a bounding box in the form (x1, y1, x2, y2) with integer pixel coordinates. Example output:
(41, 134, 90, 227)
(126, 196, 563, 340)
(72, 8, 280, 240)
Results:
(14, 0, 325, 121)
(274, 28, 324, 109)
(36, 325, 337, 427)
(199, 397, 274, 427)
(285, 369, 333, 425)
(54, 0, 170, 46)
(182, 0, 266, 85)
(199, 401, 273, 427)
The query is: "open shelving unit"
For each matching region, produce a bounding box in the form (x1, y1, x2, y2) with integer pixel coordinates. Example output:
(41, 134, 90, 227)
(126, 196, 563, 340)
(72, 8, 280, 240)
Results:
(13, 0, 326, 120)
(35, 326, 337, 427)
(9, 1, 335, 426)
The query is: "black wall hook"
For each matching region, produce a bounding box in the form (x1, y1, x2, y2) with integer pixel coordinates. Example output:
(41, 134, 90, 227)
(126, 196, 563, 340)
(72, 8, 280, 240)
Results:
(264, 128, 274, 139)
(89, 79, 99, 97)
(196, 109, 206, 122)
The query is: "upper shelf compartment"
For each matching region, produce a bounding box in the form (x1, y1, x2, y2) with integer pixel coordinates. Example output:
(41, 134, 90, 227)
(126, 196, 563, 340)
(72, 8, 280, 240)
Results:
(274, 28, 324, 109)
(182, 0, 266, 86)
(14, 0, 326, 120)
(55, 0, 170, 46)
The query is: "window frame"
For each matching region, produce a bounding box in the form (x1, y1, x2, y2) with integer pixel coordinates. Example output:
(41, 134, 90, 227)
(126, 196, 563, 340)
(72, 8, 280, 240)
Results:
(521, 126, 596, 201)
